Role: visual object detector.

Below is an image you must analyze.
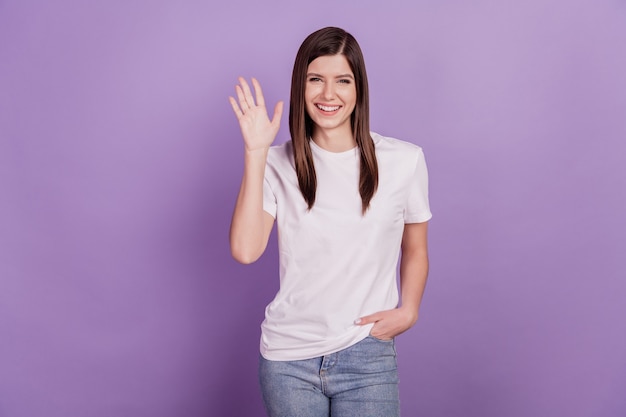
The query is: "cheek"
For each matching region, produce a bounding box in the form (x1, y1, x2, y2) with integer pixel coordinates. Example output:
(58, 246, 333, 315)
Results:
(342, 88, 357, 105)
(345, 94, 357, 109)
(305, 85, 320, 100)
(304, 98, 316, 118)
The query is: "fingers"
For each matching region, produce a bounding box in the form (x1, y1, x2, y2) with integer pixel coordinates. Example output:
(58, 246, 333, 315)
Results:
(271, 101, 284, 127)
(231, 77, 282, 124)
(252, 78, 265, 108)
(356, 311, 393, 339)
(239, 77, 256, 108)
(229, 96, 243, 119)
(232, 77, 254, 115)
(232, 77, 265, 116)
(358, 308, 416, 340)
(235, 83, 249, 112)
(355, 312, 380, 325)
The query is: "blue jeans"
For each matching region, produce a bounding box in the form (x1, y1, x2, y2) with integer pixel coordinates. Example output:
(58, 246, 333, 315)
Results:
(259, 336, 400, 417)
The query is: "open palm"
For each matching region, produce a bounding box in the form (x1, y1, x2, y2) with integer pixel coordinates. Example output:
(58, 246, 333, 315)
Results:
(229, 77, 283, 152)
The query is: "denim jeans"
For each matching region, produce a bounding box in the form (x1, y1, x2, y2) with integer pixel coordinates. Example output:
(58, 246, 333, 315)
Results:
(259, 336, 400, 417)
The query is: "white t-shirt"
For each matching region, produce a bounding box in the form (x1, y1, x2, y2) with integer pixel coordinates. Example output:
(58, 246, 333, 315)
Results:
(261, 132, 432, 361)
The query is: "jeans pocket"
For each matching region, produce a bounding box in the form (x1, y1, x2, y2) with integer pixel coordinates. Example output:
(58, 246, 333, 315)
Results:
(367, 334, 394, 343)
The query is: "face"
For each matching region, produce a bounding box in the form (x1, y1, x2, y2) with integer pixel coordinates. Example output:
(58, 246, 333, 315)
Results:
(305, 54, 357, 137)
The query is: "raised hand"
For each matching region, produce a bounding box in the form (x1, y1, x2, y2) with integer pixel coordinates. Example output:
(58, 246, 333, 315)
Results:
(229, 77, 283, 152)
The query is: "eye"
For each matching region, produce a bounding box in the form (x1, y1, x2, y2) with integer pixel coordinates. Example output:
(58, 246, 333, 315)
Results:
(338, 79, 352, 84)
(308, 77, 322, 83)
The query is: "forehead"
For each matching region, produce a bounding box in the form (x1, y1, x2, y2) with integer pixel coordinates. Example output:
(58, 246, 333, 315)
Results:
(307, 54, 353, 76)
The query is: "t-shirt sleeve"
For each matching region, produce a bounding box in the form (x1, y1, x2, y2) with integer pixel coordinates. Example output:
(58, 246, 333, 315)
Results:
(404, 148, 432, 224)
(262, 176, 277, 219)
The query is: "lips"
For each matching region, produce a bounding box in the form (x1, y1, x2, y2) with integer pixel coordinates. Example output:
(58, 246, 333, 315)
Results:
(316, 104, 341, 112)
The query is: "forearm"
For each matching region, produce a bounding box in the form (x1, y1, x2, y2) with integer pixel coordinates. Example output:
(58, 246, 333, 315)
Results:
(399, 248, 429, 324)
(355, 222, 429, 339)
(398, 221, 429, 324)
(229, 148, 273, 264)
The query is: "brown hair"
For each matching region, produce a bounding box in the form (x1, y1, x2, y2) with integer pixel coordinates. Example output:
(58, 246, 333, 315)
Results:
(289, 27, 378, 213)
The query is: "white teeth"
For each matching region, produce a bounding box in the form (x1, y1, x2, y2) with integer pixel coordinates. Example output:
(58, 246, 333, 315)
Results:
(316, 104, 340, 112)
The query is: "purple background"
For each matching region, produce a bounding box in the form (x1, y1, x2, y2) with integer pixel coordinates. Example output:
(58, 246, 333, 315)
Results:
(1, 0, 625, 416)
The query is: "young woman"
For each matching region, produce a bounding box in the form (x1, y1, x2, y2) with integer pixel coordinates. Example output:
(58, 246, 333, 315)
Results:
(229, 27, 431, 417)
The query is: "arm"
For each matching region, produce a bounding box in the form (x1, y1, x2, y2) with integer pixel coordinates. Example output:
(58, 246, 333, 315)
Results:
(356, 222, 429, 339)
(398, 221, 430, 324)
(228, 77, 283, 264)
(229, 150, 276, 264)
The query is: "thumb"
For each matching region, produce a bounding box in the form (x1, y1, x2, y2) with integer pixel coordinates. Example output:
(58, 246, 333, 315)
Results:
(271, 101, 284, 127)
(355, 313, 379, 326)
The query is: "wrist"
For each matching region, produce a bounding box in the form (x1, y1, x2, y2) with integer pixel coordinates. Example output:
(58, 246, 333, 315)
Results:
(398, 304, 419, 326)
(243, 147, 270, 167)
(245, 145, 270, 156)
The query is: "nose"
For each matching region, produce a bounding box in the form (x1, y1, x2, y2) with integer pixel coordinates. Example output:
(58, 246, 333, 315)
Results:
(322, 82, 335, 100)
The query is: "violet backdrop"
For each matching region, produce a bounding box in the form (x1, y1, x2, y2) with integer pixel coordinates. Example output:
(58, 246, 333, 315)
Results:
(1, 0, 625, 416)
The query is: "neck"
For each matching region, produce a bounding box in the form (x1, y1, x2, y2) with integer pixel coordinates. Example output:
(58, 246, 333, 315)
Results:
(311, 125, 356, 153)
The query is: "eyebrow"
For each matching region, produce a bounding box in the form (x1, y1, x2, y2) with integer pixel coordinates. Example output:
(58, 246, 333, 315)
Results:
(307, 72, 355, 79)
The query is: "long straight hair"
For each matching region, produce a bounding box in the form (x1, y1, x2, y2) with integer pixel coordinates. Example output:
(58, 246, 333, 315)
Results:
(289, 27, 378, 214)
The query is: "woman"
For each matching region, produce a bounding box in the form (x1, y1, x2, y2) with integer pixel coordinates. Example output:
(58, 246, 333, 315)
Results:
(229, 27, 431, 417)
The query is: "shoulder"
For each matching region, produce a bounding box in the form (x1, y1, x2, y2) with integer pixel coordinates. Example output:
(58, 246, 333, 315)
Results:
(267, 141, 294, 165)
(371, 131, 425, 163)
(265, 141, 296, 182)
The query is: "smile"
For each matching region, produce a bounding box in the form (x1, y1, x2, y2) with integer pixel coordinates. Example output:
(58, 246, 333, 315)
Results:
(316, 104, 341, 112)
